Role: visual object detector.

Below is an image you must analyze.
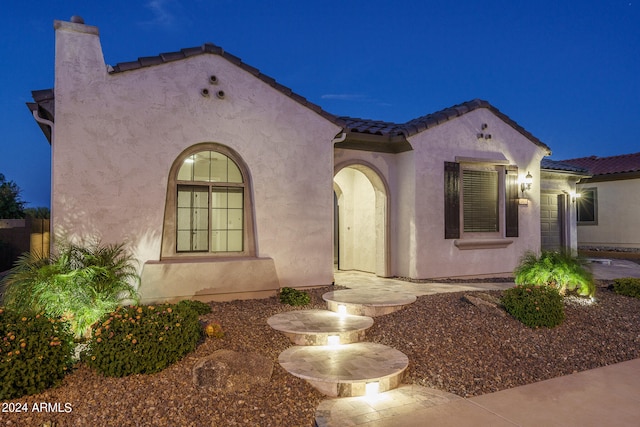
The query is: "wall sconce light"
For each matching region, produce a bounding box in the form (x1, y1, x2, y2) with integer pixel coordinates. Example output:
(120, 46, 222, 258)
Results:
(520, 171, 533, 195)
(570, 192, 581, 203)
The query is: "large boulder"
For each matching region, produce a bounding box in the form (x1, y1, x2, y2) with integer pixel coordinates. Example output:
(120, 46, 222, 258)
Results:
(461, 293, 506, 317)
(192, 350, 273, 392)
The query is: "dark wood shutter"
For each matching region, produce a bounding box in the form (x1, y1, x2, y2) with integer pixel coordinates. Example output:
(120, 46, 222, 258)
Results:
(444, 161, 460, 239)
(505, 166, 519, 237)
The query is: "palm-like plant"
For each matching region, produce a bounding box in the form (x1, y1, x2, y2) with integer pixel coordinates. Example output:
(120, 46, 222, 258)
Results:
(1, 242, 140, 338)
(514, 250, 595, 297)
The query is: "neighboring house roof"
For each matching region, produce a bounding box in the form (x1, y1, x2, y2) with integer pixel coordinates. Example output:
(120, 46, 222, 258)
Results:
(560, 153, 640, 176)
(27, 40, 551, 156)
(541, 158, 590, 175)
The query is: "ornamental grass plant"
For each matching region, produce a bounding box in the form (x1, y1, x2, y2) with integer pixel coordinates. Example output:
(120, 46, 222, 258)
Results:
(0, 241, 140, 338)
(514, 250, 595, 298)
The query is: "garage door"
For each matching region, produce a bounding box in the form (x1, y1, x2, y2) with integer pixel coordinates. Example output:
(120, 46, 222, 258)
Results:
(540, 192, 564, 250)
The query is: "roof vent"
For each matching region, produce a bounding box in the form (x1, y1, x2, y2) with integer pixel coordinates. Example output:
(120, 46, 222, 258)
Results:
(70, 15, 85, 24)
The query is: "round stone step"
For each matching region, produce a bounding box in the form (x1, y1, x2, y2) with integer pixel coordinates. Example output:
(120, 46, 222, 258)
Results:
(323, 289, 417, 317)
(278, 342, 409, 397)
(267, 309, 374, 346)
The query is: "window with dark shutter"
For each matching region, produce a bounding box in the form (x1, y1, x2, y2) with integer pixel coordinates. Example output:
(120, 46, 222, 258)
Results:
(505, 166, 519, 237)
(444, 162, 460, 239)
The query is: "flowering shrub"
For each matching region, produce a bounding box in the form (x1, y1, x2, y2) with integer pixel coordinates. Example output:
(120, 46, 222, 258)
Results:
(83, 304, 201, 377)
(501, 284, 565, 328)
(0, 307, 74, 400)
(613, 278, 640, 299)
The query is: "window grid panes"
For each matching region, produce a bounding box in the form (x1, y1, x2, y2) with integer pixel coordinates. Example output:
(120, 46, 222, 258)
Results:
(176, 151, 244, 253)
(462, 169, 499, 233)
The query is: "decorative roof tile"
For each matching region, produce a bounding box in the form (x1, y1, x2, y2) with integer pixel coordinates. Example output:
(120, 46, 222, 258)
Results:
(559, 153, 640, 176)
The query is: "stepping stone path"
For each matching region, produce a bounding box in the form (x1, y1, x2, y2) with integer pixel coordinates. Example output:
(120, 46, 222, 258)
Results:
(268, 288, 417, 399)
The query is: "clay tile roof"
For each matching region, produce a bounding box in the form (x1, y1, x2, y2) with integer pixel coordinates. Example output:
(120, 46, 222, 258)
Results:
(541, 158, 590, 174)
(109, 43, 343, 126)
(559, 153, 640, 176)
(340, 117, 407, 137)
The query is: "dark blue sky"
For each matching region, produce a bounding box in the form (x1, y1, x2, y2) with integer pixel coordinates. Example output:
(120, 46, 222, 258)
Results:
(1, 0, 639, 208)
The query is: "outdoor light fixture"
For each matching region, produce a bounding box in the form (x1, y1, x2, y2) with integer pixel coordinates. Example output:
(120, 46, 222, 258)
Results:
(327, 335, 340, 346)
(520, 171, 533, 194)
(337, 304, 347, 316)
(571, 192, 582, 203)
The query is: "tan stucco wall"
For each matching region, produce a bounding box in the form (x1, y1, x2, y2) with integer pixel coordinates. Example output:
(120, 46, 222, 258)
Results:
(51, 20, 341, 301)
(577, 178, 640, 248)
(334, 109, 548, 279)
(406, 109, 547, 279)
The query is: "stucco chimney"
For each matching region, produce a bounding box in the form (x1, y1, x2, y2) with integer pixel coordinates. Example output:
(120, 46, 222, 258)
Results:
(53, 17, 106, 92)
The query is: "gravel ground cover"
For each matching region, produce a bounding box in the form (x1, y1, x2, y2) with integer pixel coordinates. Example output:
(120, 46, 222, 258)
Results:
(2, 281, 640, 427)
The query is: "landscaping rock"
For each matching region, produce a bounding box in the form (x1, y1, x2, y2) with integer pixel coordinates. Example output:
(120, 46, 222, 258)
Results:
(462, 292, 506, 317)
(192, 350, 273, 392)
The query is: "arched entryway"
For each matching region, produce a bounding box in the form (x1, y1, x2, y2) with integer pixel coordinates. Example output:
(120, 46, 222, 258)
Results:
(333, 163, 389, 277)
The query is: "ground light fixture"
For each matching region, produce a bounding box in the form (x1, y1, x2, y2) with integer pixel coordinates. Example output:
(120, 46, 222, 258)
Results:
(337, 304, 347, 316)
(365, 381, 380, 397)
(327, 335, 340, 346)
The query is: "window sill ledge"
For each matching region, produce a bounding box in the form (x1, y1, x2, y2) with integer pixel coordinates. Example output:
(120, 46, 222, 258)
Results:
(454, 239, 514, 250)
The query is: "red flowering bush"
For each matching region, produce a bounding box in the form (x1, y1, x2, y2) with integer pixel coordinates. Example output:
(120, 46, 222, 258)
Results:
(501, 284, 565, 328)
(83, 304, 201, 377)
(0, 307, 74, 399)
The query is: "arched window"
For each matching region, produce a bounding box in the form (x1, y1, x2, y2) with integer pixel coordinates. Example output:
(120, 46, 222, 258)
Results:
(161, 144, 255, 258)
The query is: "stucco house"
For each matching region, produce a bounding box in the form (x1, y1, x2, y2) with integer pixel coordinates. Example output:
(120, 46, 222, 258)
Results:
(560, 153, 640, 250)
(27, 17, 582, 302)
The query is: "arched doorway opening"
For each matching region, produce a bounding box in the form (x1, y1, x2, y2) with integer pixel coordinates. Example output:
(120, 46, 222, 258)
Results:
(333, 163, 389, 277)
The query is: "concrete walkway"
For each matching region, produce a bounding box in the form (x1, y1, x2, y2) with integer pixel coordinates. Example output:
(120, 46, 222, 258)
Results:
(318, 359, 640, 426)
(323, 259, 640, 426)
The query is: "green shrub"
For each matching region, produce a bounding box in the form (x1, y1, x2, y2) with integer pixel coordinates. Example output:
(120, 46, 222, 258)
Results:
(175, 299, 212, 316)
(0, 307, 74, 400)
(1, 241, 139, 338)
(613, 278, 640, 299)
(83, 304, 201, 377)
(279, 287, 311, 306)
(514, 250, 595, 297)
(501, 284, 565, 328)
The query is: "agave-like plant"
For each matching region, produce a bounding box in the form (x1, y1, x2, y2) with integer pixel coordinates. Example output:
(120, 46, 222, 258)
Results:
(514, 250, 595, 297)
(1, 241, 140, 338)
